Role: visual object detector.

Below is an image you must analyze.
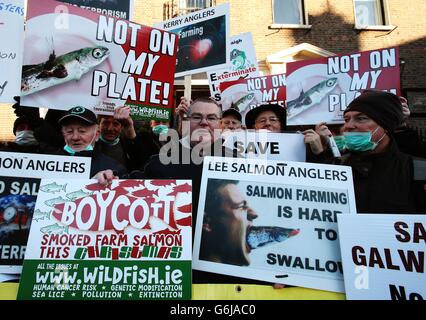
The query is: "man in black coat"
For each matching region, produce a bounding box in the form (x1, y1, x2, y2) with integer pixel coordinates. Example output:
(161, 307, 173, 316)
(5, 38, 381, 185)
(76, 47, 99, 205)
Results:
(338, 91, 425, 213)
(58, 106, 128, 178)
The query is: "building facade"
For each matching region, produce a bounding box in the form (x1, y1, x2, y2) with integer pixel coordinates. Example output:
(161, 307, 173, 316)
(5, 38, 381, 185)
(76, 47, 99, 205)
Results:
(1, 0, 425, 140)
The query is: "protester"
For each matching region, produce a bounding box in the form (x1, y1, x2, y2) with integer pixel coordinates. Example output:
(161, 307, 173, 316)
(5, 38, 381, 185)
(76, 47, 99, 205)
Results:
(245, 103, 325, 157)
(0, 116, 40, 153)
(220, 107, 243, 132)
(128, 119, 170, 170)
(324, 90, 426, 213)
(6, 97, 63, 153)
(143, 97, 230, 203)
(245, 103, 286, 133)
(96, 106, 143, 171)
(58, 106, 128, 178)
(393, 96, 426, 158)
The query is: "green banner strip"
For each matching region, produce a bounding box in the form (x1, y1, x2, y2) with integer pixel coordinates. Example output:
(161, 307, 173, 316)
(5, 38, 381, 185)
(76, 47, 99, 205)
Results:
(18, 260, 191, 300)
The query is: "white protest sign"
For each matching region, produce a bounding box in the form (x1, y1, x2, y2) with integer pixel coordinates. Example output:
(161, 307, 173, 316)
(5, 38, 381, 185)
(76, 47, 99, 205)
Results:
(223, 131, 306, 162)
(155, 3, 230, 78)
(0, 151, 91, 179)
(286, 47, 400, 125)
(17, 179, 193, 300)
(0, 0, 25, 103)
(193, 157, 357, 293)
(0, 152, 91, 274)
(338, 214, 426, 300)
(207, 32, 259, 102)
(21, 0, 177, 120)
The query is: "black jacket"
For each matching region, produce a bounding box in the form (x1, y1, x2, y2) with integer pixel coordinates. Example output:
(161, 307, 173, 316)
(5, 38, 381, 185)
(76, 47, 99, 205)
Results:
(340, 140, 425, 214)
(59, 149, 128, 178)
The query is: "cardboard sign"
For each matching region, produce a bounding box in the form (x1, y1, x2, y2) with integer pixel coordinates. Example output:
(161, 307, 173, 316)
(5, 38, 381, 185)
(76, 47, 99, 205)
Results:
(193, 157, 357, 293)
(286, 47, 400, 125)
(59, 0, 134, 20)
(0, 151, 92, 180)
(21, 0, 178, 121)
(338, 214, 426, 300)
(155, 3, 230, 78)
(17, 179, 192, 300)
(0, 152, 91, 274)
(222, 132, 306, 162)
(0, 0, 25, 103)
(207, 32, 260, 102)
(220, 74, 286, 125)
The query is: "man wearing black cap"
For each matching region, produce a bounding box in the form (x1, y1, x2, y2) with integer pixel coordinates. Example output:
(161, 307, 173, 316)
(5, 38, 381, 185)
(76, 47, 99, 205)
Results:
(59, 106, 127, 178)
(221, 108, 243, 132)
(339, 90, 425, 213)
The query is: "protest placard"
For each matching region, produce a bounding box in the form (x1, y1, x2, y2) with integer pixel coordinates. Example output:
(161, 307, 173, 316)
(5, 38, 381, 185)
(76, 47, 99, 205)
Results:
(59, 0, 134, 20)
(193, 157, 356, 293)
(207, 32, 259, 102)
(0, 0, 25, 103)
(286, 47, 400, 125)
(21, 0, 177, 121)
(222, 132, 306, 162)
(0, 151, 91, 274)
(17, 179, 192, 300)
(155, 3, 230, 78)
(220, 73, 286, 125)
(338, 214, 426, 300)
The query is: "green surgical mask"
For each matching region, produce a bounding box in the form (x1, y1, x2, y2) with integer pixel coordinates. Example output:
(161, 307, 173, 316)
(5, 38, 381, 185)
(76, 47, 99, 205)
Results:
(63, 144, 93, 155)
(343, 127, 384, 152)
(100, 134, 120, 146)
(152, 125, 169, 135)
(333, 135, 346, 151)
(64, 130, 97, 155)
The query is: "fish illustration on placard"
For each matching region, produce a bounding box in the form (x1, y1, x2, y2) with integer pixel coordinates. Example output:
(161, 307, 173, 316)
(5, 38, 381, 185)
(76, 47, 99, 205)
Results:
(233, 93, 255, 113)
(247, 226, 300, 249)
(287, 78, 338, 119)
(66, 189, 93, 201)
(39, 182, 67, 194)
(33, 209, 50, 222)
(21, 46, 109, 96)
(40, 223, 68, 235)
(44, 196, 69, 207)
(230, 49, 249, 71)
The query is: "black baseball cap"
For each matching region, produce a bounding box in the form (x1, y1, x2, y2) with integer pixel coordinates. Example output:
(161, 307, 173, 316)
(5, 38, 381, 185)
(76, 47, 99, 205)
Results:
(58, 106, 97, 126)
(222, 107, 242, 122)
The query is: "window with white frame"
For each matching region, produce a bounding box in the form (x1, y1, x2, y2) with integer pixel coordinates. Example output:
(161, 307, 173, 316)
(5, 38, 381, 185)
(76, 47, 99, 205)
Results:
(273, 0, 307, 25)
(354, 0, 388, 27)
(178, 0, 215, 14)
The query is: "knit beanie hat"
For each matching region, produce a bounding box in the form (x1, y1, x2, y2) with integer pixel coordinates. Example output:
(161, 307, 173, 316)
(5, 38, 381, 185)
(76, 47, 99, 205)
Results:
(344, 91, 403, 133)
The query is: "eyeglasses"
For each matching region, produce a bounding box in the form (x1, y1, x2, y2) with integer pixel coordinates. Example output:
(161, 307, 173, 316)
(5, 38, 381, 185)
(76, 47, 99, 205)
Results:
(187, 114, 221, 124)
(255, 117, 280, 125)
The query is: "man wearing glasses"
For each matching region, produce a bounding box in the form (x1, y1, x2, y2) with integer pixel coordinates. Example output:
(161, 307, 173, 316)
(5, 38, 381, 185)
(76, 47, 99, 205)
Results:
(245, 103, 326, 156)
(143, 97, 233, 214)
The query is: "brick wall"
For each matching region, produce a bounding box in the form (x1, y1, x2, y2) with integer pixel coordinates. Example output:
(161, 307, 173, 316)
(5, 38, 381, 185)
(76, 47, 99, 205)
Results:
(1, 0, 425, 141)
(0, 104, 16, 142)
(215, 0, 426, 89)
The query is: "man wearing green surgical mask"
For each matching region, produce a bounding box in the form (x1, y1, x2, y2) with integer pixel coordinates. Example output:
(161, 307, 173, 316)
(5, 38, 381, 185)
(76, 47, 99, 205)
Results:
(323, 91, 426, 213)
(59, 106, 128, 178)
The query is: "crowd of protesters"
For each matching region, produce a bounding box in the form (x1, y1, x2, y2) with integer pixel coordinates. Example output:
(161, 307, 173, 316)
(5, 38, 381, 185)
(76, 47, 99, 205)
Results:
(1, 90, 426, 286)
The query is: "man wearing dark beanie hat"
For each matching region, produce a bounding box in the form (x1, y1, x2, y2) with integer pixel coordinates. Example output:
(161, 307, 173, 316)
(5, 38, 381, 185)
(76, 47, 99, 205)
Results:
(344, 90, 404, 134)
(331, 90, 426, 213)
